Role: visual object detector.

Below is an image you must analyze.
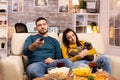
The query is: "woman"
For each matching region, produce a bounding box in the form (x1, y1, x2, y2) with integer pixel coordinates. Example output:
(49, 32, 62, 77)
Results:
(62, 28, 112, 74)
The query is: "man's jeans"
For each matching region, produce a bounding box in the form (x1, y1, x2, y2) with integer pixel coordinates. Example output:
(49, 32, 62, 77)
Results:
(73, 55, 112, 74)
(26, 58, 73, 80)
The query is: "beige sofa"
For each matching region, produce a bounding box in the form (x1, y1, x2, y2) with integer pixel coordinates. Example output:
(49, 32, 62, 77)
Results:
(0, 33, 120, 80)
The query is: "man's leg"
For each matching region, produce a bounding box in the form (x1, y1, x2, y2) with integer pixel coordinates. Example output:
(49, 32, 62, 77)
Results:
(26, 62, 47, 80)
(47, 58, 73, 70)
(95, 55, 112, 74)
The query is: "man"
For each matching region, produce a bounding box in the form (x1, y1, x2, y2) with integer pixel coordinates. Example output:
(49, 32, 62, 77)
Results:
(23, 17, 72, 80)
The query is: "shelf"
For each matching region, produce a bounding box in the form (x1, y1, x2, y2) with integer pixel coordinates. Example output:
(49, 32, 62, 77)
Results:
(0, 25, 6, 27)
(0, 48, 6, 51)
(0, 12, 7, 15)
(76, 25, 86, 27)
(0, 37, 6, 39)
(73, 13, 99, 33)
(0, 1, 8, 58)
(0, 1, 7, 3)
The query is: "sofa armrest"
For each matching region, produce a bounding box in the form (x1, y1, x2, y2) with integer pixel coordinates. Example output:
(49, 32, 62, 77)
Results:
(0, 56, 24, 80)
(108, 55, 120, 80)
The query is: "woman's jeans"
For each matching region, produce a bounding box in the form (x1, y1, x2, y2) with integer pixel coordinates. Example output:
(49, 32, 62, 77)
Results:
(26, 58, 73, 80)
(73, 55, 112, 74)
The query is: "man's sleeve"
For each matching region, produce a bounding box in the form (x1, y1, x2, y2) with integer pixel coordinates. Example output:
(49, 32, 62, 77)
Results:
(23, 35, 33, 56)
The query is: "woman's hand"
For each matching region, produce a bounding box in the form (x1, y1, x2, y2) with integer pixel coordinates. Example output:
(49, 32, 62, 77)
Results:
(78, 49, 88, 58)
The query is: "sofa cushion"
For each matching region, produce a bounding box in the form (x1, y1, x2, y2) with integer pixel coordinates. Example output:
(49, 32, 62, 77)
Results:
(1, 56, 24, 80)
(11, 33, 31, 55)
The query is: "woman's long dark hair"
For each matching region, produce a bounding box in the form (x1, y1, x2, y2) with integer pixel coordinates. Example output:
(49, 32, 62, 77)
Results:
(62, 28, 81, 48)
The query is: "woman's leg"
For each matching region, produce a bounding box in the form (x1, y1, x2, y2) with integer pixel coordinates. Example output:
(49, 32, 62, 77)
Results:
(73, 60, 89, 68)
(26, 62, 47, 80)
(95, 55, 112, 74)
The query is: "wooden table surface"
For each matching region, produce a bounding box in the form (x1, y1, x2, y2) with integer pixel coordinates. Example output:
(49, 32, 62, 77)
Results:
(33, 71, 117, 80)
(33, 76, 73, 80)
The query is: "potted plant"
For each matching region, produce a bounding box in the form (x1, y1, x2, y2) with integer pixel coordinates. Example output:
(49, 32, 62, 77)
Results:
(1, 42, 5, 48)
(79, 0, 87, 13)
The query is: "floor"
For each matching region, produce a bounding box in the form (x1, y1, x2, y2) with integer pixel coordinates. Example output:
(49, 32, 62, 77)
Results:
(0, 73, 2, 80)
(0, 62, 3, 80)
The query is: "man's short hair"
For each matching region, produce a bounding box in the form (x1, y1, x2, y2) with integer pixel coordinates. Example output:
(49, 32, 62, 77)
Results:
(35, 17, 48, 25)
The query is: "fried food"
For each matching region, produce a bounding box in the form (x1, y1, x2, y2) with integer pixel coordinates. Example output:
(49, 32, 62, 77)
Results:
(94, 74, 108, 80)
(73, 76, 88, 80)
(72, 66, 91, 77)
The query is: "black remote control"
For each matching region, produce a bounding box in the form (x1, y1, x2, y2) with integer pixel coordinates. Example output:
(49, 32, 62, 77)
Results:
(39, 37, 44, 41)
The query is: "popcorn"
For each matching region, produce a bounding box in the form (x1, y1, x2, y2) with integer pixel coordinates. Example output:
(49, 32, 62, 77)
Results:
(47, 67, 70, 79)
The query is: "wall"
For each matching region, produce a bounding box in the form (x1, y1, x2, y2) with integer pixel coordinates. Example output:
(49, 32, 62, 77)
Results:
(8, 0, 74, 32)
(100, 0, 120, 56)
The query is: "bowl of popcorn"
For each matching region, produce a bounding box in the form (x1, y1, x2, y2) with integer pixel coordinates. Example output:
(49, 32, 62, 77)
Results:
(46, 67, 70, 80)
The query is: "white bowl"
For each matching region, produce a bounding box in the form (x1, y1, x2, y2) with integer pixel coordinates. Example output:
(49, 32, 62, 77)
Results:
(47, 67, 70, 80)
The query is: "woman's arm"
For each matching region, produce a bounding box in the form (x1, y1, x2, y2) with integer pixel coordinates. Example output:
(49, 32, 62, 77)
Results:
(61, 45, 82, 62)
(88, 48, 96, 55)
(80, 41, 97, 55)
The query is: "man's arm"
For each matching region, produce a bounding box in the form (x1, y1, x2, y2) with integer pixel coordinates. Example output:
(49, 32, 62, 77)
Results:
(29, 38, 44, 51)
(23, 35, 44, 55)
(44, 57, 57, 64)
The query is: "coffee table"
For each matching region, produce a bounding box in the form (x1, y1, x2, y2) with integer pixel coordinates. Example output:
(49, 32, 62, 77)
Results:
(33, 71, 117, 80)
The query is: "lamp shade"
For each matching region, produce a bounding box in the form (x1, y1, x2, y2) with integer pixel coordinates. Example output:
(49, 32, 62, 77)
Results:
(117, 0, 120, 7)
(72, 0, 79, 5)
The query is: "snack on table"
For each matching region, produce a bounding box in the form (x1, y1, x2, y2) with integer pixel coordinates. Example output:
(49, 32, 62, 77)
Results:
(73, 76, 88, 80)
(72, 66, 92, 77)
(94, 74, 108, 80)
(47, 67, 70, 79)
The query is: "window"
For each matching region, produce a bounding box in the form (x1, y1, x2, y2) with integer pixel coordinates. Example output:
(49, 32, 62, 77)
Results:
(109, 0, 120, 46)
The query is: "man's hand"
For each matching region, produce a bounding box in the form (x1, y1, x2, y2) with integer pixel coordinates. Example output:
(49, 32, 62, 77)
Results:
(29, 38, 44, 51)
(44, 57, 57, 64)
(35, 38, 44, 47)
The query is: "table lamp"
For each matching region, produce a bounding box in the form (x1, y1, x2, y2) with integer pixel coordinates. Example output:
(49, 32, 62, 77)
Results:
(72, 0, 79, 13)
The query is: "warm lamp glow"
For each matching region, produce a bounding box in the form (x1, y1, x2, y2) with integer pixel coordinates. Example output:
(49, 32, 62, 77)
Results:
(117, 0, 120, 7)
(87, 26, 98, 33)
(93, 26, 98, 33)
(109, 26, 114, 38)
(72, 0, 79, 13)
(87, 26, 93, 33)
(72, 0, 79, 5)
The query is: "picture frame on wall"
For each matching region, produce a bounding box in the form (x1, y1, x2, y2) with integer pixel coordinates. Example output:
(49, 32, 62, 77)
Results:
(58, 0, 69, 13)
(12, 0, 23, 13)
(48, 26, 60, 35)
(34, 0, 48, 7)
(86, 0, 100, 13)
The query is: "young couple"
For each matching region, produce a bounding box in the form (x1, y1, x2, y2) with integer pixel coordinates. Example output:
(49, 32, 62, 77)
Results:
(23, 17, 112, 80)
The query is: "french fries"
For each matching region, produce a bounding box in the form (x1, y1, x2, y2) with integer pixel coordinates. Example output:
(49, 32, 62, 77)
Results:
(72, 66, 92, 77)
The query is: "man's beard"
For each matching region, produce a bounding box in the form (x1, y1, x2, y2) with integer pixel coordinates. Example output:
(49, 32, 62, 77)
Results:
(39, 30, 48, 35)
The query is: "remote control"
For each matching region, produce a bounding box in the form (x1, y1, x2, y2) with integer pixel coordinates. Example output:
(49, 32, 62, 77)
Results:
(39, 37, 44, 41)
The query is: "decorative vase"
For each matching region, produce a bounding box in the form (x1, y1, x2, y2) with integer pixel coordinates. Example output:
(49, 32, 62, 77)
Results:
(1, 42, 5, 48)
